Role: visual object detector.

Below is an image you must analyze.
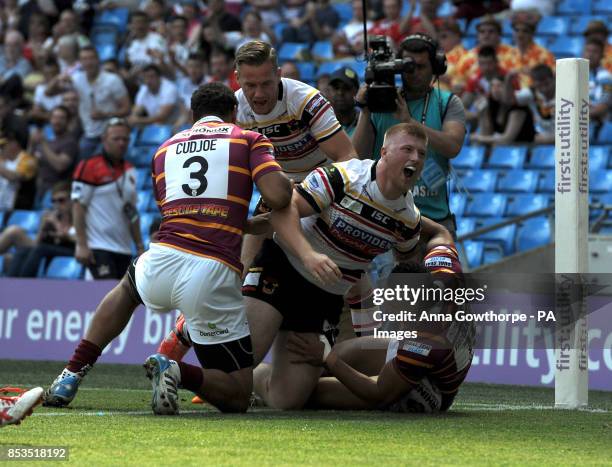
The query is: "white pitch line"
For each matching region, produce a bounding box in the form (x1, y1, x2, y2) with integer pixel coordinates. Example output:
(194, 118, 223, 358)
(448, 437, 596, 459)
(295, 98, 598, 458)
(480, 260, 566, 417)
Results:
(34, 410, 204, 417)
(34, 405, 609, 417)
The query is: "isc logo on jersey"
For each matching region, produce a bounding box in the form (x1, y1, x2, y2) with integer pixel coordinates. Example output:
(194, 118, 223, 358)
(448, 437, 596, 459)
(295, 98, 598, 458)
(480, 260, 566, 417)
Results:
(331, 218, 393, 253)
(259, 124, 282, 136)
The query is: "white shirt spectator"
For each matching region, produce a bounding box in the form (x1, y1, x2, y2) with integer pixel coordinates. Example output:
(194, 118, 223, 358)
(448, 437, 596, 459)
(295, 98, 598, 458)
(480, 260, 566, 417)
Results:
(169, 41, 190, 71)
(135, 77, 178, 119)
(126, 32, 168, 68)
(71, 70, 130, 138)
(33, 83, 63, 112)
(341, 21, 372, 52)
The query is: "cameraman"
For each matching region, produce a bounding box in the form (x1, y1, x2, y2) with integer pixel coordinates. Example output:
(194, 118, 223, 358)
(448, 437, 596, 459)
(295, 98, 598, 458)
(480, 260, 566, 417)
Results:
(352, 34, 466, 237)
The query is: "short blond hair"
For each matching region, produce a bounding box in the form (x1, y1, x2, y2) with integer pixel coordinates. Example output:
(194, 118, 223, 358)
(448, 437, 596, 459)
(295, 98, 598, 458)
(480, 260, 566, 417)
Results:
(383, 122, 428, 147)
(235, 40, 278, 69)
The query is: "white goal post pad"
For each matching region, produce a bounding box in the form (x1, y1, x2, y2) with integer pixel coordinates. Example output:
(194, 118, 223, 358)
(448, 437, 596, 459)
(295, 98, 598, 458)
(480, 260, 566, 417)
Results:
(554, 58, 589, 409)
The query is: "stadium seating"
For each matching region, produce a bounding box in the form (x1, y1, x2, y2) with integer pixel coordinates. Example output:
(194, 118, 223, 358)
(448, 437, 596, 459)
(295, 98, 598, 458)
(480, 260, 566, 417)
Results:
(497, 170, 539, 193)
(460, 240, 484, 268)
(516, 217, 552, 252)
(528, 146, 555, 169)
(456, 217, 476, 237)
(137, 191, 151, 213)
(273, 22, 289, 41)
(556, 0, 592, 15)
(278, 42, 309, 62)
(45, 256, 84, 280)
(589, 147, 608, 171)
(597, 122, 612, 144)
(506, 194, 550, 217)
(296, 62, 316, 82)
(592, 0, 612, 14)
(462, 170, 498, 192)
(536, 17, 570, 36)
(548, 36, 584, 59)
(7, 210, 42, 234)
(465, 193, 507, 217)
(311, 41, 334, 61)
(589, 170, 612, 193)
(453, 145, 485, 170)
(449, 193, 467, 216)
(569, 15, 606, 34)
(138, 125, 172, 147)
(478, 218, 517, 256)
(147, 195, 159, 213)
(139, 212, 159, 239)
(128, 146, 154, 168)
(537, 170, 555, 193)
(93, 8, 130, 34)
(135, 168, 152, 190)
(488, 146, 527, 169)
(316, 61, 346, 77)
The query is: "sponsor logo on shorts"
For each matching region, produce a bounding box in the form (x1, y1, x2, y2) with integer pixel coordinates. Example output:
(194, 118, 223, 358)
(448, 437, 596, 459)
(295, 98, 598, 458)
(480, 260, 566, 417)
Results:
(199, 323, 230, 337)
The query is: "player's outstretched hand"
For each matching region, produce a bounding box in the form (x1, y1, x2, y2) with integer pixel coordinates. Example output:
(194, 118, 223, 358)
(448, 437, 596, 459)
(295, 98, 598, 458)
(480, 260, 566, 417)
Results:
(302, 252, 341, 285)
(287, 332, 325, 366)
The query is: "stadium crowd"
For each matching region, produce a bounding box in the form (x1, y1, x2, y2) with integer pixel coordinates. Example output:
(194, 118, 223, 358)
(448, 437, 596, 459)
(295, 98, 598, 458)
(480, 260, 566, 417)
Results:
(0, 0, 612, 282)
(0, 0, 610, 276)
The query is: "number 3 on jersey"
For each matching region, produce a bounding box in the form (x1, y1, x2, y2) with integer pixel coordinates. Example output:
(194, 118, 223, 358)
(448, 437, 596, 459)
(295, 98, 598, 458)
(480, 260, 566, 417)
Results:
(182, 155, 208, 196)
(164, 139, 229, 202)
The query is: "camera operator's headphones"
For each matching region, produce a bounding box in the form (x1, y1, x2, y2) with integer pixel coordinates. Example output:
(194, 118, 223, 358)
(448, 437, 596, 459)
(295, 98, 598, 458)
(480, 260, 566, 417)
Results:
(399, 33, 447, 76)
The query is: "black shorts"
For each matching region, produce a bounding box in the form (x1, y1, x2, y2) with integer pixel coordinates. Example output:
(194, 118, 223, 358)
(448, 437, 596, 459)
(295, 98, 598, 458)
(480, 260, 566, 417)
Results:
(90, 249, 132, 279)
(242, 239, 344, 334)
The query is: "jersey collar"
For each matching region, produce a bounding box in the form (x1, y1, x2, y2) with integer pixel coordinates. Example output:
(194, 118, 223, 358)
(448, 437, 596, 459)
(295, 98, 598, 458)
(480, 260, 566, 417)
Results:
(194, 116, 224, 126)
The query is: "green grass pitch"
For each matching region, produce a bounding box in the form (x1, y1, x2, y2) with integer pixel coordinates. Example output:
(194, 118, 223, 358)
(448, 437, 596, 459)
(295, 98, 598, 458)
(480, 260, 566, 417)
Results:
(1, 360, 611, 466)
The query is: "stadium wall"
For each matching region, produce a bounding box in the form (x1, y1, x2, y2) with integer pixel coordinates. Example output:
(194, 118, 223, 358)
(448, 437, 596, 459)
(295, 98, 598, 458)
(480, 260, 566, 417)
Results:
(0, 278, 610, 391)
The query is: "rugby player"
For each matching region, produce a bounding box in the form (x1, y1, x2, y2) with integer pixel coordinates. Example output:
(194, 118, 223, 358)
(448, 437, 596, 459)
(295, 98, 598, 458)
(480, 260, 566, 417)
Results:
(248, 122, 456, 409)
(43, 82, 298, 414)
(287, 250, 475, 413)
